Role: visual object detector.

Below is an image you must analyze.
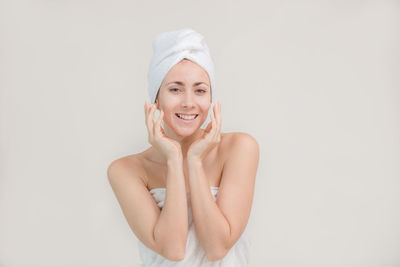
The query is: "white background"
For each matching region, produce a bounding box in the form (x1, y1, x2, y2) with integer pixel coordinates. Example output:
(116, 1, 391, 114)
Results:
(0, 0, 399, 266)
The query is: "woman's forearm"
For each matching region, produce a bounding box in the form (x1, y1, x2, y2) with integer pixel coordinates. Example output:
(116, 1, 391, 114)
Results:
(187, 158, 231, 261)
(153, 157, 188, 260)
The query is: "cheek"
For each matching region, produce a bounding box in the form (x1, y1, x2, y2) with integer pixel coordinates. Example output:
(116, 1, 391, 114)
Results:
(164, 110, 175, 120)
(164, 110, 180, 123)
(202, 104, 212, 114)
(198, 99, 211, 109)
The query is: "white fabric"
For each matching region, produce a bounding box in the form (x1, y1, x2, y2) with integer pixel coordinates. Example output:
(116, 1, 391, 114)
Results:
(147, 28, 216, 104)
(137, 186, 251, 267)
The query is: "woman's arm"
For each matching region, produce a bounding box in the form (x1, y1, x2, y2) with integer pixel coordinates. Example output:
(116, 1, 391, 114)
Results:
(154, 157, 189, 260)
(187, 133, 259, 262)
(107, 156, 188, 261)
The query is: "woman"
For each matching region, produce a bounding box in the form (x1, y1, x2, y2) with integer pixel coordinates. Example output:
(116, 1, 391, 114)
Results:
(108, 28, 260, 266)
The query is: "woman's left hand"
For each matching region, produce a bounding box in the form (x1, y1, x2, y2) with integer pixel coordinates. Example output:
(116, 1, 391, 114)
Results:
(187, 101, 221, 162)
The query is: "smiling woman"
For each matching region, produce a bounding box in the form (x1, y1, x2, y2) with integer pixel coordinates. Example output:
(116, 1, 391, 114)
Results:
(154, 59, 212, 138)
(107, 28, 259, 266)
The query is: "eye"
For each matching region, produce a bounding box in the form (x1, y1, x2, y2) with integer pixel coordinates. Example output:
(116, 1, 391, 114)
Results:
(170, 88, 180, 92)
(196, 89, 206, 93)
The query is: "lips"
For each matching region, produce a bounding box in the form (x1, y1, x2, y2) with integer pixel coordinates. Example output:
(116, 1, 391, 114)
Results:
(175, 113, 199, 121)
(175, 113, 198, 116)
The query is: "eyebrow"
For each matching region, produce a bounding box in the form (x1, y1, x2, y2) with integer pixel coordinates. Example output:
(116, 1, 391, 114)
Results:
(166, 81, 210, 88)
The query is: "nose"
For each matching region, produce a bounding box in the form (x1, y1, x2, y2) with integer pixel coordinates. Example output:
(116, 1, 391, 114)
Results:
(181, 91, 195, 108)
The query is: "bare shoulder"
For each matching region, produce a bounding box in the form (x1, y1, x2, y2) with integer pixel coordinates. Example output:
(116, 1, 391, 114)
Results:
(220, 132, 259, 155)
(107, 151, 183, 260)
(107, 153, 147, 185)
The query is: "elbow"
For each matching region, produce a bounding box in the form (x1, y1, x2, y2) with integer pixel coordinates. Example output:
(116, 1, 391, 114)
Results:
(206, 247, 228, 262)
(205, 234, 231, 261)
(154, 228, 188, 261)
(162, 250, 185, 262)
(160, 245, 186, 262)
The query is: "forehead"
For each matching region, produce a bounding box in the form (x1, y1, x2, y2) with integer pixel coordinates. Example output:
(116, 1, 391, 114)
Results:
(163, 59, 210, 84)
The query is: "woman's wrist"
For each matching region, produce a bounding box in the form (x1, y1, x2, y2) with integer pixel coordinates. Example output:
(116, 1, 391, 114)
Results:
(187, 156, 202, 167)
(167, 155, 183, 166)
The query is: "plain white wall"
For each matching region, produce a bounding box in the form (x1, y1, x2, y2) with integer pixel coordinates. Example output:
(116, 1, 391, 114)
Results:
(1, 0, 399, 266)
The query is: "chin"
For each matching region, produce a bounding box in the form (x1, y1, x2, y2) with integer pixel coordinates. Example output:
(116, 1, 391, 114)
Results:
(174, 128, 198, 137)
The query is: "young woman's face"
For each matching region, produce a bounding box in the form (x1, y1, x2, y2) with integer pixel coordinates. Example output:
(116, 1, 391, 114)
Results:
(156, 59, 212, 137)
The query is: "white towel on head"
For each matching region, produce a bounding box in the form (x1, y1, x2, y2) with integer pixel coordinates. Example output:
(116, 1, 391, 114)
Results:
(147, 28, 215, 104)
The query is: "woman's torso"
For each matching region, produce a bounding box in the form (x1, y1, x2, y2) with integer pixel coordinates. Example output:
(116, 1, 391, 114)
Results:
(116, 132, 252, 266)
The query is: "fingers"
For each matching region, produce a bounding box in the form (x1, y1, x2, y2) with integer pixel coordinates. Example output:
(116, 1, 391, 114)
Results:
(144, 101, 150, 132)
(211, 105, 216, 133)
(145, 100, 156, 138)
(216, 101, 221, 141)
(216, 101, 221, 134)
(210, 102, 221, 142)
(149, 104, 157, 135)
(204, 121, 212, 133)
(204, 104, 216, 141)
(155, 109, 164, 137)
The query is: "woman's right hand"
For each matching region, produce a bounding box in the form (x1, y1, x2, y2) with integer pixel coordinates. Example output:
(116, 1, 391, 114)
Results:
(144, 101, 182, 161)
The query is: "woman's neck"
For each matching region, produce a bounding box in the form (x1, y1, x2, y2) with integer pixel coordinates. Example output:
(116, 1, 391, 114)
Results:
(165, 127, 204, 158)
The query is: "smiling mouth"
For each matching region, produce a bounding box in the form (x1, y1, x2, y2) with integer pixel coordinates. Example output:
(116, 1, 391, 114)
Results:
(175, 113, 199, 120)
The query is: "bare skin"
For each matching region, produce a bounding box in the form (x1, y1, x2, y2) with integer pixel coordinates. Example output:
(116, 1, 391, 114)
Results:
(134, 131, 231, 193)
(108, 59, 259, 261)
(138, 58, 227, 192)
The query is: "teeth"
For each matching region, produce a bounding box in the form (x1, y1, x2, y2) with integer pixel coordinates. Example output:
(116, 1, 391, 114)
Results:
(178, 114, 197, 120)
